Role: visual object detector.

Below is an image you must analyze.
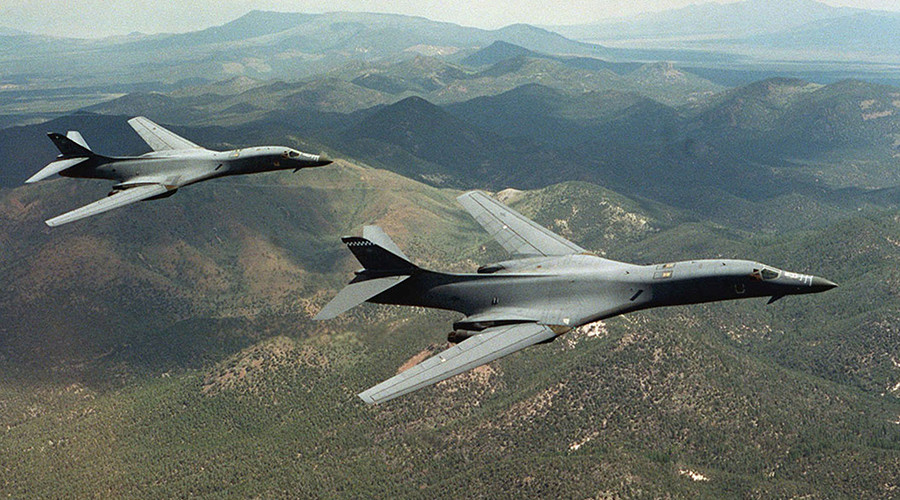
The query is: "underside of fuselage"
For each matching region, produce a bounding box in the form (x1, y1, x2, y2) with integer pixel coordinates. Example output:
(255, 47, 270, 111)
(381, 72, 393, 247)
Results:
(367, 267, 647, 327)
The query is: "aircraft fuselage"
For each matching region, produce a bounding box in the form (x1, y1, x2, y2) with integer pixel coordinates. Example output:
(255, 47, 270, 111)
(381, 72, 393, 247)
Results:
(60, 146, 331, 189)
(368, 255, 836, 331)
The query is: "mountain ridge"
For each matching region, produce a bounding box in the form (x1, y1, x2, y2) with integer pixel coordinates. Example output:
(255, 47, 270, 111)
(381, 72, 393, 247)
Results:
(549, 0, 861, 40)
(0, 10, 615, 89)
(3, 6, 900, 497)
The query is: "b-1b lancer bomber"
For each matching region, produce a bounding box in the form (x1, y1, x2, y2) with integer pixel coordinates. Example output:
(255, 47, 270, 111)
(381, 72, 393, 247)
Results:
(27, 116, 333, 226)
(316, 191, 837, 404)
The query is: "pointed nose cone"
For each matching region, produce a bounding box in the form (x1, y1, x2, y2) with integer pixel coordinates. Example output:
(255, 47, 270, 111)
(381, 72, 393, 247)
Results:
(317, 152, 332, 166)
(809, 276, 838, 293)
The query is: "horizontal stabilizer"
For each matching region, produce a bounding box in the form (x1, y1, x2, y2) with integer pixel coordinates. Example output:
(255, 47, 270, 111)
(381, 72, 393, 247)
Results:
(358, 322, 556, 404)
(25, 157, 89, 184)
(314, 275, 410, 320)
(46, 184, 169, 227)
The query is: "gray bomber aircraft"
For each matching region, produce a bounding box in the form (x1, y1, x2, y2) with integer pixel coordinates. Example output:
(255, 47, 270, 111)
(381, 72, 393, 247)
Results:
(316, 191, 837, 404)
(27, 116, 332, 226)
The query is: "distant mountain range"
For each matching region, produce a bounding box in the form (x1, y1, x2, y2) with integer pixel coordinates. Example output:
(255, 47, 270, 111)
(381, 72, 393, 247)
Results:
(550, 0, 856, 40)
(0, 26, 26, 36)
(0, 10, 622, 89)
(742, 11, 900, 55)
(548, 0, 900, 58)
(5, 72, 899, 222)
(1, 3, 897, 118)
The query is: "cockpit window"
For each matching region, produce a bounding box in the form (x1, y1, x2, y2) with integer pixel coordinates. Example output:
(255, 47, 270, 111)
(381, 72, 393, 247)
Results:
(761, 268, 779, 280)
(289, 151, 300, 158)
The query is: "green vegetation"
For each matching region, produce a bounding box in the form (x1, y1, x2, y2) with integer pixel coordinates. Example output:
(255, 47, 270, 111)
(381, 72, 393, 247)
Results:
(3, 13, 900, 495)
(2, 163, 900, 497)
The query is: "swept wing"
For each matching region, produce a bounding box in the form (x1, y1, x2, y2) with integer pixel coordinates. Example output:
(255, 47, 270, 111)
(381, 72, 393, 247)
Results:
(358, 322, 557, 404)
(45, 184, 170, 227)
(457, 190, 585, 257)
(127, 116, 203, 152)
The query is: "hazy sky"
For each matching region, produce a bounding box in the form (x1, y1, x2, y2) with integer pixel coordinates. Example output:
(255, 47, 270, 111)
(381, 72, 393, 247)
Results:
(1, 0, 899, 38)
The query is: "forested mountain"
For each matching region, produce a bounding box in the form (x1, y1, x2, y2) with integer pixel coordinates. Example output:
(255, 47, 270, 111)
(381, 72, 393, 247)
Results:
(2, 164, 900, 497)
(2, 7, 900, 498)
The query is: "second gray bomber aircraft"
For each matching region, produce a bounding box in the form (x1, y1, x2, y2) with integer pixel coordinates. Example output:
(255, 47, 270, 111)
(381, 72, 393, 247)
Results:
(316, 191, 837, 404)
(27, 116, 332, 226)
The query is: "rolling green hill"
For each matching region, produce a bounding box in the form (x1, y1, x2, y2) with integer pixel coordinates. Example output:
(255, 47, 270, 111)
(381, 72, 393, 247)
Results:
(341, 96, 571, 187)
(685, 78, 900, 189)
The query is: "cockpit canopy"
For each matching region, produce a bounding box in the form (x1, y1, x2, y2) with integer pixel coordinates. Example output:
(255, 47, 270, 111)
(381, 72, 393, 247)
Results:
(281, 149, 302, 159)
(751, 267, 780, 280)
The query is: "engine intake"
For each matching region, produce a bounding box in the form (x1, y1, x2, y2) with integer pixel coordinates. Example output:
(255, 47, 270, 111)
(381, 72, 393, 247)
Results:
(447, 330, 478, 344)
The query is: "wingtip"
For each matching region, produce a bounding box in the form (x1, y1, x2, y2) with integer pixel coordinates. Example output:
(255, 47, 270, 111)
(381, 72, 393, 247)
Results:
(358, 391, 377, 405)
(311, 311, 332, 321)
(25, 171, 49, 184)
(26, 169, 52, 185)
(457, 190, 491, 203)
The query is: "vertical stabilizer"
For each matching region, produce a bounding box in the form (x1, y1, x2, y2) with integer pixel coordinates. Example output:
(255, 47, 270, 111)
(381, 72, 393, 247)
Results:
(66, 131, 91, 150)
(362, 225, 410, 261)
(344, 226, 418, 274)
(47, 132, 94, 158)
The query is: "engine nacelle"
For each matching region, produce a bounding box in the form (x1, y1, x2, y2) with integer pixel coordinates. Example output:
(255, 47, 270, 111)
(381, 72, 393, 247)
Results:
(108, 185, 177, 200)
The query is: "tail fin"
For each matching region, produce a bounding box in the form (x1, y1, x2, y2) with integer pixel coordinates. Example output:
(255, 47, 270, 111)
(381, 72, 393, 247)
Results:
(343, 226, 418, 275)
(48, 131, 94, 158)
(26, 132, 97, 184)
(314, 226, 417, 320)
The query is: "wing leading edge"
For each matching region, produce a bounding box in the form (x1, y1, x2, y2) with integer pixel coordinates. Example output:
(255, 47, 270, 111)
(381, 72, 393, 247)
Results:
(127, 116, 203, 152)
(45, 184, 170, 227)
(358, 322, 558, 404)
(457, 190, 586, 257)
